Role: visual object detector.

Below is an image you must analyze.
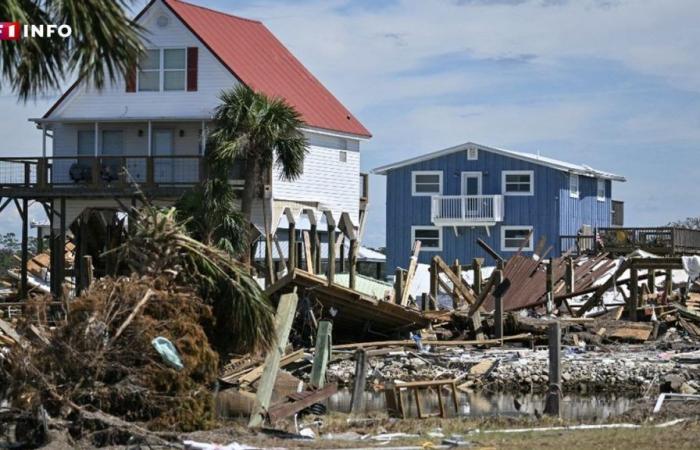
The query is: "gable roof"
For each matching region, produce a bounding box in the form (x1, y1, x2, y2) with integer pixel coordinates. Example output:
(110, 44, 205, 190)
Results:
(43, 0, 371, 139)
(372, 141, 626, 181)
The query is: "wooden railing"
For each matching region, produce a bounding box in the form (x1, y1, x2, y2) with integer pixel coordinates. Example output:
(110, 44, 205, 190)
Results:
(431, 195, 504, 226)
(0, 156, 205, 191)
(561, 227, 700, 256)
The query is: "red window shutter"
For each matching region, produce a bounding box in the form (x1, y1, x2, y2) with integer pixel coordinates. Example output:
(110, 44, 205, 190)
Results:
(187, 47, 198, 91)
(125, 64, 136, 92)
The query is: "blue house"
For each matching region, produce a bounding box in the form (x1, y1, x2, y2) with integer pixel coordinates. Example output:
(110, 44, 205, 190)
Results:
(373, 142, 626, 270)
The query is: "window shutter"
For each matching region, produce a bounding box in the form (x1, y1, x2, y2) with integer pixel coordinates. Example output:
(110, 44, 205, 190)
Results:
(125, 64, 136, 92)
(187, 47, 198, 91)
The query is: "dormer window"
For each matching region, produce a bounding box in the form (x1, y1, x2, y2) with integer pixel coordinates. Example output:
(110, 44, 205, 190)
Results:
(138, 48, 187, 92)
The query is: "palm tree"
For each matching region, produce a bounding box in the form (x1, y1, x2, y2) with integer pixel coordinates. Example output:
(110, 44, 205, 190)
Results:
(0, 0, 142, 100)
(209, 85, 308, 265)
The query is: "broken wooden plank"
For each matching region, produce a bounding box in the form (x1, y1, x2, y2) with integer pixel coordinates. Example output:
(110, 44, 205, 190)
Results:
(267, 383, 338, 423)
(399, 240, 421, 306)
(248, 292, 299, 428)
(333, 333, 532, 350)
(310, 320, 332, 389)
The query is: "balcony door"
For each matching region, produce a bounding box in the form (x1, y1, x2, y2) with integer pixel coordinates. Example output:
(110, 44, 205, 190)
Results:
(101, 130, 124, 182)
(153, 129, 174, 183)
(461, 172, 483, 217)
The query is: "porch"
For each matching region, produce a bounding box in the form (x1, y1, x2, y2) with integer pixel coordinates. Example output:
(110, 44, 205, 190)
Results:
(430, 195, 504, 227)
(560, 227, 700, 256)
(0, 155, 206, 197)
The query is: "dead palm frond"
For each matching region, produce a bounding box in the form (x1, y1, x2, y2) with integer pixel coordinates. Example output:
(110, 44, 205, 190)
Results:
(112, 205, 275, 353)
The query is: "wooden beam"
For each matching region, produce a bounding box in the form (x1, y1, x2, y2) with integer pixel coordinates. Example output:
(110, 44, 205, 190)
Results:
(629, 268, 639, 321)
(433, 255, 476, 304)
(310, 320, 332, 388)
(472, 258, 483, 296)
(575, 259, 631, 317)
(477, 238, 504, 263)
(350, 349, 368, 414)
(302, 230, 314, 274)
(349, 238, 358, 290)
(399, 240, 421, 306)
(248, 291, 299, 428)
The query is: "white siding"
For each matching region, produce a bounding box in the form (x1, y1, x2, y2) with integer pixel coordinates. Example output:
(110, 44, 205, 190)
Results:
(272, 132, 361, 226)
(47, 0, 238, 119)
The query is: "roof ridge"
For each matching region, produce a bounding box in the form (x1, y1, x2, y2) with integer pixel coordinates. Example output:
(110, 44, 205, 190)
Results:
(166, 0, 262, 24)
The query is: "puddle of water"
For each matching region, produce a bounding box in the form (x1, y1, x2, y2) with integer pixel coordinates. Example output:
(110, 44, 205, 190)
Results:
(328, 388, 634, 420)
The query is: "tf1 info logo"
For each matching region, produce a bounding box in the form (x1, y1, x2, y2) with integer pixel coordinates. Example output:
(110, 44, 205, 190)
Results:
(0, 22, 72, 41)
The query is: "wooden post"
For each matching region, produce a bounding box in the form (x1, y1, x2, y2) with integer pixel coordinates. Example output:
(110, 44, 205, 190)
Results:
(472, 258, 482, 296)
(430, 256, 439, 302)
(327, 223, 336, 284)
(565, 257, 575, 294)
(287, 220, 296, 272)
(400, 241, 421, 306)
(544, 322, 561, 417)
(350, 349, 368, 414)
(265, 232, 275, 285)
(349, 238, 358, 290)
(248, 292, 299, 428)
(647, 269, 656, 294)
(36, 224, 44, 254)
(58, 198, 66, 296)
(494, 269, 504, 339)
(629, 267, 639, 321)
(83, 255, 94, 290)
(19, 199, 28, 299)
(546, 260, 554, 314)
(310, 320, 332, 389)
(339, 236, 346, 273)
(302, 231, 314, 274)
(394, 268, 404, 304)
(665, 269, 673, 297)
(451, 259, 461, 309)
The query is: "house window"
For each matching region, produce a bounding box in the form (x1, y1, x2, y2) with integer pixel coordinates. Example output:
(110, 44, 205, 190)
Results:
(501, 226, 533, 251)
(412, 171, 442, 196)
(339, 151, 347, 162)
(412, 226, 442, 251)
(138, 49, 160, 91)
(138, 48, 186, 92)
(597, 179, 606, 201)
(163, 48, 186, 91)
(502, 170, 534, 195)
(467, 148, 478, 160)
(569, 174, 580, 198)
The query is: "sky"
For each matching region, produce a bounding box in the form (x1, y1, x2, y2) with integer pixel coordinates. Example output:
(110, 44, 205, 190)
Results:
(1, 0, 699, 248)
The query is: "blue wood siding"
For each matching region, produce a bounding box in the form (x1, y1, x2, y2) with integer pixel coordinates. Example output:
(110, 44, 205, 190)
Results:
(385, 150, 614, 270)
(559, 176, 612, 244)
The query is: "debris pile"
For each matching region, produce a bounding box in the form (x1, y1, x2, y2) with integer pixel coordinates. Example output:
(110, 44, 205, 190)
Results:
(1, 275, 219, 437)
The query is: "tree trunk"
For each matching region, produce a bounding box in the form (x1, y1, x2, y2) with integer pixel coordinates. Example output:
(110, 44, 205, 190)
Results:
(240, 159, 259, 266)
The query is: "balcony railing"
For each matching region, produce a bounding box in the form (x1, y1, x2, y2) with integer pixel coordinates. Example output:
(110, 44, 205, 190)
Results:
(430, 195, 504, 226)
(0, 156, 205, 192)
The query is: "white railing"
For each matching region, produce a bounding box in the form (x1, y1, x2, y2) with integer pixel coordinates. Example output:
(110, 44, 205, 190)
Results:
(431, 195, 504, 226)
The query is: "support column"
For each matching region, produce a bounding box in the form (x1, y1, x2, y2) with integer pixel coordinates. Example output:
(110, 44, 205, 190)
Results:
(338, 236, 346, 273)
(544, 322, 561, 417)
(629, 267, 639, 321)
(472, 258, 482, 296)
(350, 349, 368, 415)
(546, 260, 554, 314)
(310, 320, 332, 389)
(310, 222, 319, 274)
(325, 212, 337, 284)
(665, 269, 673, 297)
(493, 269, 504, 339)
(58, 198, 66, 296)
(349, 238, 358, 290)
(288, 222, 296, 272)
(647, 269, 656, 294)
(565, 257, 575, 294)
(19, 199, 28, 299)
(451, 259, 460, 309)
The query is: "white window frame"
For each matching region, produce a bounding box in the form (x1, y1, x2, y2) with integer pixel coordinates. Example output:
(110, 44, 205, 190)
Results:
(569, 174, 580, 198)
(502, 170, 534, 196)
(137, 47, 187, 92)
(412, 170, 443, 196)
(461, 171, 483, 195)
(597, 179, 606, 202)
(411, 226, 442, 251)
(467, 147, 478, 160)
(501, 225, 534, 252)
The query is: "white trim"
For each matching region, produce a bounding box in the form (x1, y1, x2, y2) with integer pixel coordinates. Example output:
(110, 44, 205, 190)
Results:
(501, 225, 534, 252)
(460, 171, 482, 195)
(597, 178, 606, 202)
(411, 170, 442, 196)
(411, 225, 442, 251)
(569, 174, 580, 198)
(467, 147, 478, 160)
(372, 141, 626, 181)
(502, 170, 534, 196)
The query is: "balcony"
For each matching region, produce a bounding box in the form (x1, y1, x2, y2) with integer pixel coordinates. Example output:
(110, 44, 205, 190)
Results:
(430, 195, 504, 226)
(0, 156, 206, 198)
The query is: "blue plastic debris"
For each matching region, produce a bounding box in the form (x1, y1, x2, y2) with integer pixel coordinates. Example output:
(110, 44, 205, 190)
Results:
(151, 336, 184, 370)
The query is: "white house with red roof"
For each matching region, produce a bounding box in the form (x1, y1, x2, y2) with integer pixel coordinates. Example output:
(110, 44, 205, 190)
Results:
(29, 0, 371, 240)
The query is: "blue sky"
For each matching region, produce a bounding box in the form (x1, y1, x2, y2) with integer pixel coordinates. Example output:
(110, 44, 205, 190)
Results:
(1, 0, 699, 248)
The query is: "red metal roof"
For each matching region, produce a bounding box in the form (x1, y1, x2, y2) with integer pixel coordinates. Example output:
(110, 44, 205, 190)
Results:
(163, 0, 371, 138)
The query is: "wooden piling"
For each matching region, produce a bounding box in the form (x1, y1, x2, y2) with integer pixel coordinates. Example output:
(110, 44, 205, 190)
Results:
(394, 268, 404, 304)
(310, 320, 332, 389)
(19, 199, 28, 299)
(565, 257, 575, 294)
(429, 257, 439, 301)
(629, 268, 639, 321)
(248, 292, 299, 428)
(665, 269, 673, 296)
(647, 269, 656, 294)
(472, 258, 482, 296)
(494, 269, 504, 339)
(349, 238, 358, 290)
(451, 259, 461, 309)
(544, 321, 561, 417)
(350, 349, 368, 414)
(546, 260, 554, 314)
(288, 221, 296, 272)
(327, 223, 336, 284)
